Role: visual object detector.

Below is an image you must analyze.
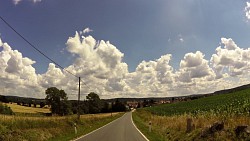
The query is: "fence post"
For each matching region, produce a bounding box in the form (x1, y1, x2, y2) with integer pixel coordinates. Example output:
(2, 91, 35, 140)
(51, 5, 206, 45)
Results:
(186, 118, 192, 133)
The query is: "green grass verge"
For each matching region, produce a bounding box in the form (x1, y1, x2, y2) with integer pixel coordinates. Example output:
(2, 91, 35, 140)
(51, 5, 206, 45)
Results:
(0, 113, 123, 141)
(132, 111, 163, 141)
(51, 113, 123, 141)
(132, 88, 250, 141)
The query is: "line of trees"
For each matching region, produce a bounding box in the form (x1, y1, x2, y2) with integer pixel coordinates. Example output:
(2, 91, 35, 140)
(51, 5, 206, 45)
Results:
(0, 87, 127, 116)
(0, 95, 47, 108)
(45, 87, 127, 116)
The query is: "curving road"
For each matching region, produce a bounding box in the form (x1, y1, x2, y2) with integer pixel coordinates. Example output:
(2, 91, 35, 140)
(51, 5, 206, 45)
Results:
(75, 112, 148, 141)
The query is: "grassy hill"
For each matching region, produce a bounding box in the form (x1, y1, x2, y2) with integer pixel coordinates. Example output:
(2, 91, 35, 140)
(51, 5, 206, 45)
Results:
(133, 88, 250, 141)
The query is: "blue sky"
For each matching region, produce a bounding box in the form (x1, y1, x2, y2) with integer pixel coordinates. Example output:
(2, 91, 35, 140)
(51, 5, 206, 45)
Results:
(1, 0, 249, 73)
(1, 0, 250, 99)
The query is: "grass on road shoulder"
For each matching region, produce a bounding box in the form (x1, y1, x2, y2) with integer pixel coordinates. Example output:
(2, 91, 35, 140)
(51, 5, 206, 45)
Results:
(132, 111, 162, 141)
(0, 112, 123, 141)
(49, 112, 124, 141)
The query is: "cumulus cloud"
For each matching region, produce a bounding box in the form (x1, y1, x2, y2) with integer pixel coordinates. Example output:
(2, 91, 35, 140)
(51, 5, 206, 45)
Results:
(245, 2, 250, 20)
(1, 32, 250, 99)
(210, 38, 250, 78)
(0, 39, 43, 98)
(64, 31, 130, 98)
(66, 32, 127, 79)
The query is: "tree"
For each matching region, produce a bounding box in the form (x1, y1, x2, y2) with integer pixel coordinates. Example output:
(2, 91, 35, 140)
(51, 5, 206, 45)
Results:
(40, 102, 45, 108)
(0, 96, 9, 103)
(86, 92, 102, 114)
(112, 99, 126, 112)
(101, 101, 112, 113)
(45, 87, 71, 116)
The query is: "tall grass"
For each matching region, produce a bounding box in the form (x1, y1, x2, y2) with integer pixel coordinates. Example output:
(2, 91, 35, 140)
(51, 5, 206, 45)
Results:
(0, 113, 123, 141)
(134, 109, 250, 141)
(133, 89, 250, 140)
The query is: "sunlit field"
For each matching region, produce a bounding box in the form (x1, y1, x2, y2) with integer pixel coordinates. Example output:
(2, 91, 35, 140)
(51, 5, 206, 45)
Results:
(133, 89, 250, 141)
(6, 103, 50, 114)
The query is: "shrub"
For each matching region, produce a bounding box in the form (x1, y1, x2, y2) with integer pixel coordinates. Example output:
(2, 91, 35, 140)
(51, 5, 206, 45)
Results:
(0, 102, 14, 115)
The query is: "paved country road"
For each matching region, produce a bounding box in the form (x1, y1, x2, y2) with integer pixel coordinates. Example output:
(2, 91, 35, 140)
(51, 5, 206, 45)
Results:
(75, 112, 149, 141)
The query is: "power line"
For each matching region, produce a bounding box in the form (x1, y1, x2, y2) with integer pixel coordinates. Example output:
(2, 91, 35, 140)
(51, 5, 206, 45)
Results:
(0, 16, 95, 117)
(1, 16, 91, 89)
(0, 15, 79, 78)
(81, 79, 91, 90)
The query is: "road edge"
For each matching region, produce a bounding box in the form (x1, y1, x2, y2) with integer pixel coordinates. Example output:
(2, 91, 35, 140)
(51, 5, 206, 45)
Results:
(73, 113, 126, 141)
(131, 110, 150, 141)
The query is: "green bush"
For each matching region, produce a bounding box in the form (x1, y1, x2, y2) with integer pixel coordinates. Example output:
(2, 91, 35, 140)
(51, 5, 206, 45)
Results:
(0, 102, 14, 115)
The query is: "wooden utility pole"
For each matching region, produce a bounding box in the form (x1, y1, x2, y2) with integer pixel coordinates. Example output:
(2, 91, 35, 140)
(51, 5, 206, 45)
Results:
(77, 77, 81, 120)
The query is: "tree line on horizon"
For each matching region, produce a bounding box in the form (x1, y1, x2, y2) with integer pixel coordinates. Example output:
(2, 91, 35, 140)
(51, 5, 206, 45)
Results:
(0, 87, 127, 116)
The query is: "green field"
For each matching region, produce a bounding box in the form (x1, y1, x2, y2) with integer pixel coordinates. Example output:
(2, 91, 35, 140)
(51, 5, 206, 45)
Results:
(133, 88, 250, 141)
(146, 88, 250, 116)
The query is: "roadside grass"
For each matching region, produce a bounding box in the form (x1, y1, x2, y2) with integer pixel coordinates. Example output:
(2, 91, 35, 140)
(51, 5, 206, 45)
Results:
(0, 112, 123, 141)
(133, 109, 250, 141)
(132, 111, 163, 141)
(132, 89, 250, 141)
(52, 113, 123, 141)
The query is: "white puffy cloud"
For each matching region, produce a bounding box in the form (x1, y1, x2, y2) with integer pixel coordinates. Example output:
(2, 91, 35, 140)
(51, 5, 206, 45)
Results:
(211, 38, 250, 78)
(38, 63, 66, 88)
(245, 2, 250, 20)
(2, 32, 250, 99)
(122, 54, 176, 97)
(177, 51, 215, 82)
(0, 39, 43, 98)
(64, 31, 130, 98)
(66, 32, 128, 79)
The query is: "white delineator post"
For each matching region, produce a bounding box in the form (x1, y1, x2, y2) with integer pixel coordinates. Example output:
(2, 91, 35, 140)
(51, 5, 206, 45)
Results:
(149, 121, 152, 132)
(74, 123, 77, 134)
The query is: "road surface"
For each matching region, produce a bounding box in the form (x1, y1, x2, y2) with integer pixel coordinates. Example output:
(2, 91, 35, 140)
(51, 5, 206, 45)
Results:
(75, 112, 148, 141)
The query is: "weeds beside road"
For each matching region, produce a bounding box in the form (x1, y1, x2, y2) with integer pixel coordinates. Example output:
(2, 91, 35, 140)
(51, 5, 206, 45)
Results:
(132, 89, 250, 140)
(0, 112, 123, 141)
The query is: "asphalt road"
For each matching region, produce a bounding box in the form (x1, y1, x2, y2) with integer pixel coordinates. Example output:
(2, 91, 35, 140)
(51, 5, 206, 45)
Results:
(75, 112, 148, 141)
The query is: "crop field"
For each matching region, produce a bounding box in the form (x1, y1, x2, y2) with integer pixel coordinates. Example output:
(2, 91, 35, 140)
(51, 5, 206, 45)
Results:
(6, 103, 50, 114)
(133, 88, 250, 140)
(146, 88, 250, 116)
